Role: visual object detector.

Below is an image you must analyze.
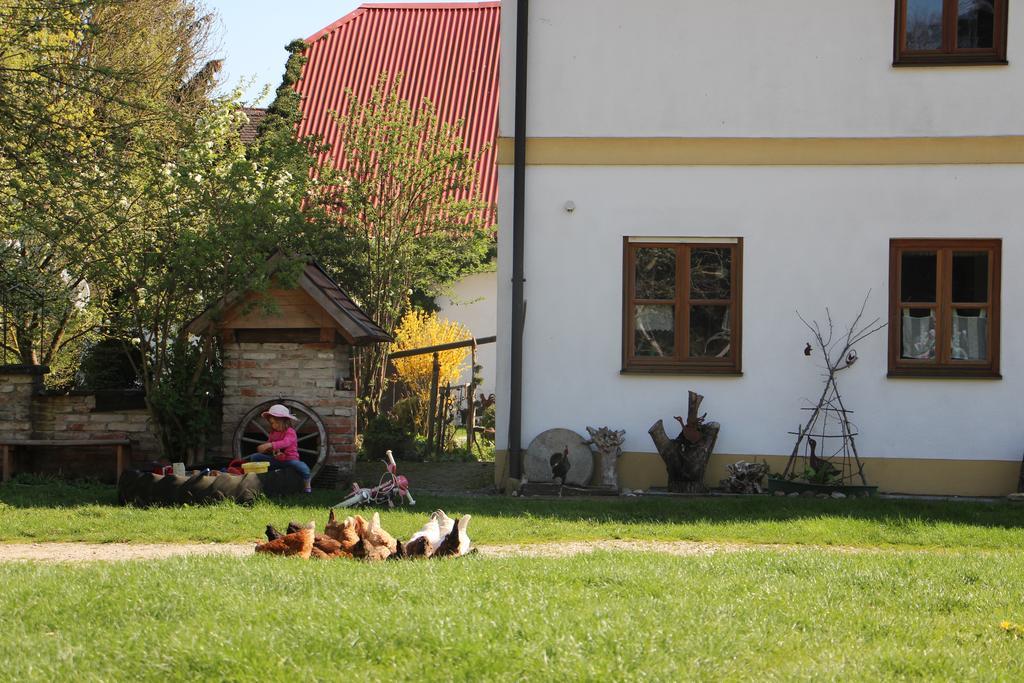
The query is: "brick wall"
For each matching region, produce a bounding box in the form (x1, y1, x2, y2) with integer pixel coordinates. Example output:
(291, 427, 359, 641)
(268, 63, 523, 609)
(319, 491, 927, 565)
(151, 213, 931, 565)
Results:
(0, 366, 160, 481)
(31, 394, 159, 455)
(221, 342, 357, 473)
(1, 346, 359, 482)
(0, 367, 42, 437)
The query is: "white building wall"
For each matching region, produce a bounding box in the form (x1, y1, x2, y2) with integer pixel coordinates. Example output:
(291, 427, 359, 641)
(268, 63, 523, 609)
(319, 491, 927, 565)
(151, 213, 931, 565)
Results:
(434, 270, 498, 397)
(497, 163, 1024, 463)
(495, 1, 1024, 489)
(499, 0, 1024, 138)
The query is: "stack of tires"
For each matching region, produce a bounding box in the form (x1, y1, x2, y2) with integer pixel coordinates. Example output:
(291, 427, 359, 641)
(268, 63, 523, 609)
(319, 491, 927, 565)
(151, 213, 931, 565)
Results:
(117, 468, 305, 506)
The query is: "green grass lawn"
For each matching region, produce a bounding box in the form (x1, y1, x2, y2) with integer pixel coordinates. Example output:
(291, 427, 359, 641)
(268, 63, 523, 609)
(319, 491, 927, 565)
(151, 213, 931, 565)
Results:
(4, 478, 1024, 680)
(2, 477, 1024, 549)
(2, 551, 1024, 680)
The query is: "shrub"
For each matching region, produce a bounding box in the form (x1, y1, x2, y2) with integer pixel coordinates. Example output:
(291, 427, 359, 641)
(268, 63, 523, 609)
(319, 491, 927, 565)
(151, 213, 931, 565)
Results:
(360, 413, 415, 462)
(391, 311, 470, 432)
(76, 339, 142, 391)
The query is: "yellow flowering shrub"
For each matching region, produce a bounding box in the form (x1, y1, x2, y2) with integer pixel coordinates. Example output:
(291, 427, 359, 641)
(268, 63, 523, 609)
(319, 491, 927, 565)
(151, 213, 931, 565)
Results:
(391, 311, 470, 432)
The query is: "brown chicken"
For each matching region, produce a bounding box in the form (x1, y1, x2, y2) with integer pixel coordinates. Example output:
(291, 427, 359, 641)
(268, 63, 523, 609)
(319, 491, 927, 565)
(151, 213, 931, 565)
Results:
(313, 534, 346, 558)
(353, 512, 398, 561)
(255, 521, 315, 559)
(324, 509, 362, 555)
(284, 519, 348, 559)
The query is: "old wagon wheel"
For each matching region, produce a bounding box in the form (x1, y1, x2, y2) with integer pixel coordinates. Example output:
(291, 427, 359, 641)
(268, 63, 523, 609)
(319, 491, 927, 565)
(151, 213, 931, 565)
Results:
(233, 399, 329, 478)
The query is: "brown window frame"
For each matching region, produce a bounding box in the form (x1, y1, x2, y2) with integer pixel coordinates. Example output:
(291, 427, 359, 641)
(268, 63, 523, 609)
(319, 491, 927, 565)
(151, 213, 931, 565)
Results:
(622, 237, 743, 375)
(894, 0, 1008, 66)
(888, 238, 1001, 379)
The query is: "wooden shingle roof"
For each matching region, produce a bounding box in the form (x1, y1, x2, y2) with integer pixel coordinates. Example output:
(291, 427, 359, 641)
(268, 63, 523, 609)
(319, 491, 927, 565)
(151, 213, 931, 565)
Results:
(239, 107, 267, 145)
(186, 252, 391, 345)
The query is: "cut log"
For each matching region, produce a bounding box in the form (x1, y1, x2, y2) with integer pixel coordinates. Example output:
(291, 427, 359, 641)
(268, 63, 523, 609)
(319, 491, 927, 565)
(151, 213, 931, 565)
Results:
(649, 391, 721, 493)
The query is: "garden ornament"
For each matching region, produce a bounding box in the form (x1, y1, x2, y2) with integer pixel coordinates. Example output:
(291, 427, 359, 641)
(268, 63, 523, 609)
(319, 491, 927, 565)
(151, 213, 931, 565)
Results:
(585, 426, 625, 490)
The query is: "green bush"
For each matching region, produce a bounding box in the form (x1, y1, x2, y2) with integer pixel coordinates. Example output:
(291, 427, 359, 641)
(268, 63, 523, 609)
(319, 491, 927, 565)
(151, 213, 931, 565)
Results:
(479, 401, 495, 430)
(76, 339, 142, 391)
(360, 413, 415, 461)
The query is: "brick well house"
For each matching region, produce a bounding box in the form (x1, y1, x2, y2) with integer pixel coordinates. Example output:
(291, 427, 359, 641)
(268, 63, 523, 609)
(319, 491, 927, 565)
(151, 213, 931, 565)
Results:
(187, 255, 390, 483)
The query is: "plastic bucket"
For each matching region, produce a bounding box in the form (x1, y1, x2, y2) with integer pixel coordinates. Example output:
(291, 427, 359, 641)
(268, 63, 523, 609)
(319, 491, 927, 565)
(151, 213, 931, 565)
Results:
(242, 462, 270, 474)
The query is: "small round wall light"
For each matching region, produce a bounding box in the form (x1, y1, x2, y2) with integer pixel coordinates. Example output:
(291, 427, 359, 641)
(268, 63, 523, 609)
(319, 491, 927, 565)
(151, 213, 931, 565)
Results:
(563, 201, 576, 214)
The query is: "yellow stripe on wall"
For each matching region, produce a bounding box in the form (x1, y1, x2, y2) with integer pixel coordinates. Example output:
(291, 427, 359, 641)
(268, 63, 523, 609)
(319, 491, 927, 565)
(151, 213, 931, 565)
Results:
(496, 136, 1024, 166)
(493, 451, 1020, 497)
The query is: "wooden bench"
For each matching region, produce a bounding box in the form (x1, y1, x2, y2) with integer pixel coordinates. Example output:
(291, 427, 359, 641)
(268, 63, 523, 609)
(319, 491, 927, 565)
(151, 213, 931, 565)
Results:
(1, 439, 132, 483)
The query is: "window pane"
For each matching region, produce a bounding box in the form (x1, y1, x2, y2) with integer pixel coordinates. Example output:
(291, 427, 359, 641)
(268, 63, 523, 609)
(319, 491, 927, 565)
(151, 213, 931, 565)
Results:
(901, 307, 936, 360)
(951, 309, 988, 360)
(689, 305, 730, 358)
(901, 251, 937, 302)
(958, 0, 995, 48)
(690, 248, 731, 300)
(952, 252, 988, 303)
(906, 0, 945, 50)
(635, 305, 675, 357)
(635, 248, 675, 300)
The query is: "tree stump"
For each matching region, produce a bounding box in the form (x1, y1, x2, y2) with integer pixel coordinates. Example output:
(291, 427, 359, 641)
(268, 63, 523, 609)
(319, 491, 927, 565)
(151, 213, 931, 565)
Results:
(648, 391, 721, 493)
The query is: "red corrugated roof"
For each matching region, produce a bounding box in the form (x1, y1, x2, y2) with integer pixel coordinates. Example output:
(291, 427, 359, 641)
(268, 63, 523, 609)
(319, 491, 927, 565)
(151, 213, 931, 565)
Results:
(296, 3, 500, 210)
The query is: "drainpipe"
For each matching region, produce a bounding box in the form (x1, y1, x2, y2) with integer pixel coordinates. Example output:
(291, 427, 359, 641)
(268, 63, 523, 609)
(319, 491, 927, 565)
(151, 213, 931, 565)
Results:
(508, 0, 529, 481)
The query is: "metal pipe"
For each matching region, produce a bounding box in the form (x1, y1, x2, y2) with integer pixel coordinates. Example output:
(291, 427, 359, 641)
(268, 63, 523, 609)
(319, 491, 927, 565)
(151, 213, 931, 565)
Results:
(508, 0, 529, 480)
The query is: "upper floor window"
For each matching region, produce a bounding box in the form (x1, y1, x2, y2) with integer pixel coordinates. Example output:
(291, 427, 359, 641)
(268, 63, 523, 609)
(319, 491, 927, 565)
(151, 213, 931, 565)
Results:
(895, 0, 1008, 66)
(888, 238, 1001, 378)
(623, 237, 742, 375)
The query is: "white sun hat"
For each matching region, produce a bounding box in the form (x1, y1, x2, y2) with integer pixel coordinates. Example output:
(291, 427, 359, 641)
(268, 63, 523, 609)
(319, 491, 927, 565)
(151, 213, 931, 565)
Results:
(261, 404, 298, 422)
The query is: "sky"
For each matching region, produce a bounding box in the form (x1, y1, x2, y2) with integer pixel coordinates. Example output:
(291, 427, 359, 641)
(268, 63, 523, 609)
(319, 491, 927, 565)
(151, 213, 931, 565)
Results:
(204, 0, 459, 104)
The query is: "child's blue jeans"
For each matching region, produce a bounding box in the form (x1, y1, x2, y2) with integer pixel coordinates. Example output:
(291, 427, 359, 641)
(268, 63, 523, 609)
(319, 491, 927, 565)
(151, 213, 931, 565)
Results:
(247, 454, 311, 480)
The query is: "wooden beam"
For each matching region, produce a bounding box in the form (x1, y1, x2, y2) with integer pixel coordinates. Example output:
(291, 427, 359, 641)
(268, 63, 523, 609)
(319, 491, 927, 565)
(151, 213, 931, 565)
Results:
(389, 336, 497, 359)
(116, 444, 127, 482)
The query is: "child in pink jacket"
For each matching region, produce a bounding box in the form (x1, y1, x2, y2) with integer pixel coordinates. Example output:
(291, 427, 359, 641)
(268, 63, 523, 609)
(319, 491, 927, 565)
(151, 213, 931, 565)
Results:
(243, 404, 312, 493)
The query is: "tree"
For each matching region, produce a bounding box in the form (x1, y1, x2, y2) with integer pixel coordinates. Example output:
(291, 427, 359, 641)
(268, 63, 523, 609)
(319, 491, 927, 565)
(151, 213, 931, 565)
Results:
(318, 73, 493, 417)
(1, 3, 326, 457)
(0, 0, 222, 385)
(92, 71, 325, 459)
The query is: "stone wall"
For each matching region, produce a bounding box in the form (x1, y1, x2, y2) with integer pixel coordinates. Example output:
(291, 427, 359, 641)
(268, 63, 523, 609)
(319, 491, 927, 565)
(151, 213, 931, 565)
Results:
(221, 342, 357, 471)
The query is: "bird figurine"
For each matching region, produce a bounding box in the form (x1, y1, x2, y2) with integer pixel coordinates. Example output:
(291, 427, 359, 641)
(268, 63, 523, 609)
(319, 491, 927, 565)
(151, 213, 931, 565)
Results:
(807, 437, 840, 481)
(804, 342, 812, 356)
(846, 350, 858, 367)
(550, 447, 571, 484)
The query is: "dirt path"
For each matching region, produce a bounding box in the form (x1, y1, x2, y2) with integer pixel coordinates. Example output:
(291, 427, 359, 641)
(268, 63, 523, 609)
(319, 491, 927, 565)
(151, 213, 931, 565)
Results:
(0, 539, 871, 563)
(0, 543, 255, 562)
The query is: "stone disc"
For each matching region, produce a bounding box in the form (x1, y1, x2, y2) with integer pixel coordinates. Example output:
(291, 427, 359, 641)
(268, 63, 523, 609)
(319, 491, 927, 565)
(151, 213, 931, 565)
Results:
(524, 429, 593, 486)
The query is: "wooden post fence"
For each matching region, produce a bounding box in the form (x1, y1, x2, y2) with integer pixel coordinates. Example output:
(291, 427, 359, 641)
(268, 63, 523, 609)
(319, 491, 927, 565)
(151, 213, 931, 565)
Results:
(425, 352, 441, 453)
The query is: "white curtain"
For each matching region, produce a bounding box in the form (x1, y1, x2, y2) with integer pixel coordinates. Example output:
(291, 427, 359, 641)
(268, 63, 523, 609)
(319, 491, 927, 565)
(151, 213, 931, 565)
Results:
(951, 311, 987, 361)
(902, 310, 936, 360)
